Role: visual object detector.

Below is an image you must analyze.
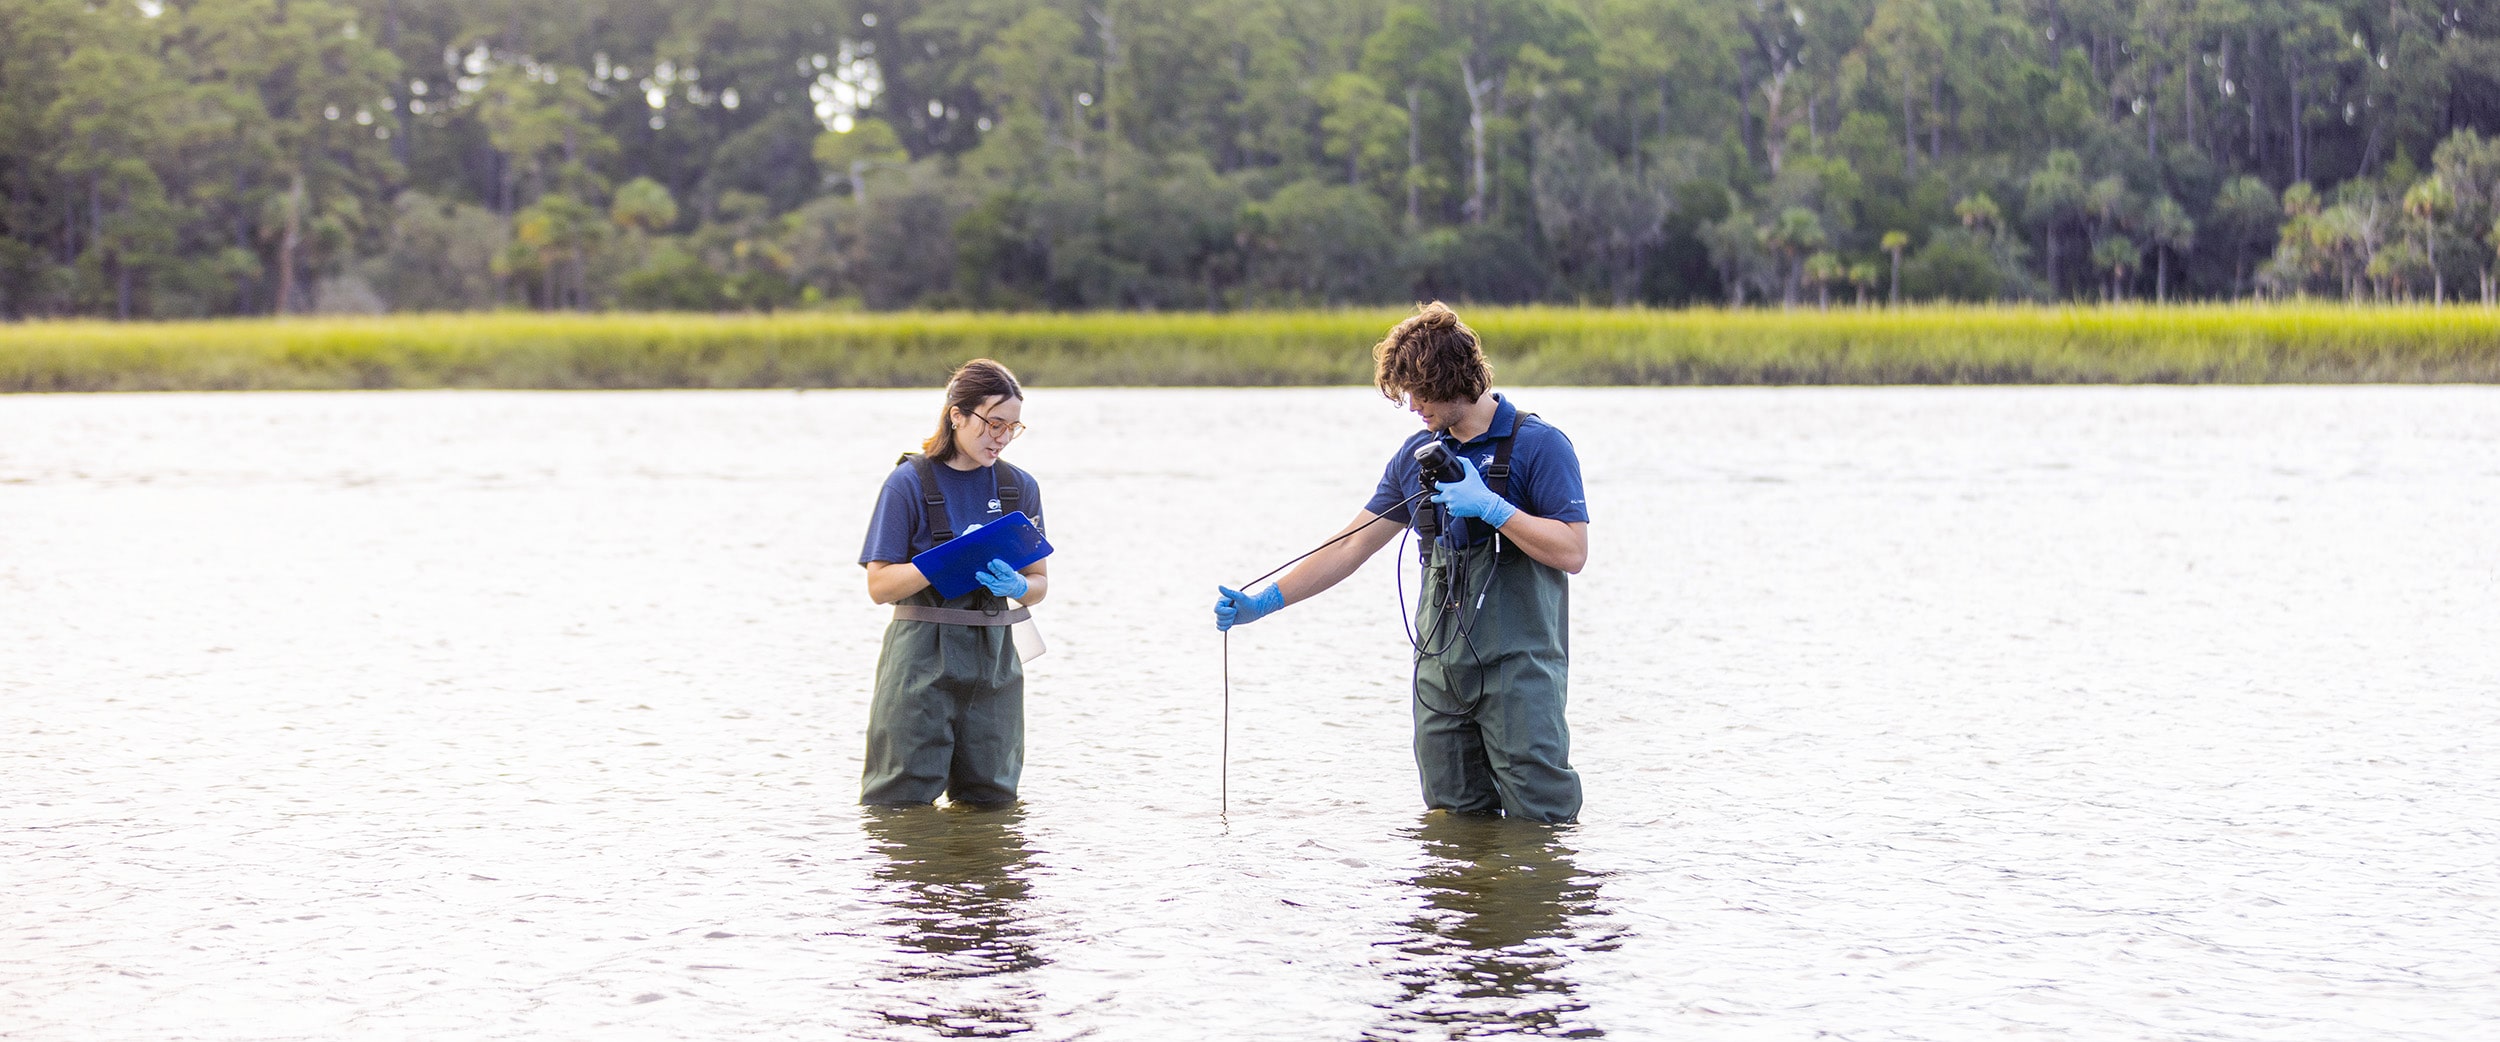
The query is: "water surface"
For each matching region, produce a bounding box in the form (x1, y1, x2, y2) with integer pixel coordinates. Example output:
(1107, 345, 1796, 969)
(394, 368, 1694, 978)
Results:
(4, 387, 2496, 1040)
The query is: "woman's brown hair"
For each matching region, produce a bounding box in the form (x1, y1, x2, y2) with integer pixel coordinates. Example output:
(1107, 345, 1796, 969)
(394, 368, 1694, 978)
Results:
(1372, 301, 1491, 405)
(921, 358, 1024, 465)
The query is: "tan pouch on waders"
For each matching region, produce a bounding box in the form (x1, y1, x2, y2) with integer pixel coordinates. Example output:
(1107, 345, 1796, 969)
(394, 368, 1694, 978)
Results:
(1011, 604, 1045, 663)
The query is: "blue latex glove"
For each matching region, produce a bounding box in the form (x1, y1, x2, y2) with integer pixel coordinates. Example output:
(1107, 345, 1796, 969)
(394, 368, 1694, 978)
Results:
(1214, 583, 1284, 631)
(1430, 456, 1519, 529)
(975, 558, 1029, 599)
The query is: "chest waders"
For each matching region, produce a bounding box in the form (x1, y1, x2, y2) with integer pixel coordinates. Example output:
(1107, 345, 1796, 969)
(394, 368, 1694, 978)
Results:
(860, 454, 1031, 807)
(1409, 433, 1583, 823)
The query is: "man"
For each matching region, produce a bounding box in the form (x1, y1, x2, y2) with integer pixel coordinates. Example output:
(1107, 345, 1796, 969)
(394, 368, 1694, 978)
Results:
(1214, 302, 1590, 823)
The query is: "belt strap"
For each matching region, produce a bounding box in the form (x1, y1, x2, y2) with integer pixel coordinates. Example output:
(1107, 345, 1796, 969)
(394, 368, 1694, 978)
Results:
(892, 604, 1031, 627)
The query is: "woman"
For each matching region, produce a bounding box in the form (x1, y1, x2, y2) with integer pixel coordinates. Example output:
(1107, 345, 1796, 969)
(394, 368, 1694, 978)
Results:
(858, 359, 1048, 806)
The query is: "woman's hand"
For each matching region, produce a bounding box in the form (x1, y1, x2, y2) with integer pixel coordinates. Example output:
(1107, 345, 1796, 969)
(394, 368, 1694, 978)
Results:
(975, 558, 1030, 599)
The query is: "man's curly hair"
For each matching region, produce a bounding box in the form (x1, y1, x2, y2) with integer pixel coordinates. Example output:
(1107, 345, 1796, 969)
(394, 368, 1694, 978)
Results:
(1372, 301, 1491, 405)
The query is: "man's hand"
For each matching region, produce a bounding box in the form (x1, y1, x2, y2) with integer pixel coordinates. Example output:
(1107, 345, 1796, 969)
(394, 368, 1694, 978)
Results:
(1214, 583, 1284, 631)
(1429, 457, 1518, 528)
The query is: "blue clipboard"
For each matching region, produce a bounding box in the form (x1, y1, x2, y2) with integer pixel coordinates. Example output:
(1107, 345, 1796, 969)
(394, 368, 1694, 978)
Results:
(912, 511, 1053, 599)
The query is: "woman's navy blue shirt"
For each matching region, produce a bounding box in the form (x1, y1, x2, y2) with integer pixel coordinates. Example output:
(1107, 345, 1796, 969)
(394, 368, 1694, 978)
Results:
(859, 459, 1046, 565)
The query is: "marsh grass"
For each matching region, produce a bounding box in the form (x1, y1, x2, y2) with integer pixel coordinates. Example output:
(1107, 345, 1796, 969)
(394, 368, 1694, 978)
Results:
(5, 304, 2496, 392)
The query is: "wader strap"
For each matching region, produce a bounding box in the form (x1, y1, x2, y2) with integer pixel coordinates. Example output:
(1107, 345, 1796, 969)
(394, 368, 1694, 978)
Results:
(998, 461, 1024, 513)
(1485, 426, 1518, 498)
(1480, 414, 1533, 552)
(893, 604, 1031, 627)
(902, 452, 953, 542)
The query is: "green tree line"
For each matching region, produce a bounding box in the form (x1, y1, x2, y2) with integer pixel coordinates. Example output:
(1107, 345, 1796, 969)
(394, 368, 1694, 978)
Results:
(5, 0, 2500, 318)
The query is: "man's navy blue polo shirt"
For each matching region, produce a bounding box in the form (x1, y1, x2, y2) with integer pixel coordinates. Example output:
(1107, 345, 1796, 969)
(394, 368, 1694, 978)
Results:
(1364, 393, 1588, 549)
(860, 460, 1045, 564)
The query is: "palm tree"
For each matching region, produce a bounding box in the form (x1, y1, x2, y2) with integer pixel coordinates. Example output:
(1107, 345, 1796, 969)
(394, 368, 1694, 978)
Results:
(2314, 202, 2383, 301)
(1803, 252, 1843, 310)
(2144, 196, 2195, 303)
(2402, 177, 2453, 303)
(2211, 176, 2277, 298)
(2093, 235, 2140, 301)
(1954, 193, 2001, 233)
(2025, 151, 2086, 296)
(1848, 260, 1880, 307)
(1881, 230, 1910, 305)
(2488, 217, 2500, 306)
(1769, 207, 1827, 308)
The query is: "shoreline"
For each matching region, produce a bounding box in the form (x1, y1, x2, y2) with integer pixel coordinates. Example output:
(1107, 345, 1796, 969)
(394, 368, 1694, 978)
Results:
(6, 304, 2498, 391)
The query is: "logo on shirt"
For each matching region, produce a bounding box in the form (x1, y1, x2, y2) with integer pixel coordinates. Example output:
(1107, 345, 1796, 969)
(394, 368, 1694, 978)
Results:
(987, 498, 1002, 512)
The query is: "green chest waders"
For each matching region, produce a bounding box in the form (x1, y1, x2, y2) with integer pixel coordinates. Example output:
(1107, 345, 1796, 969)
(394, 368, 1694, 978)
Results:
(1410, 482, 1581, 822)
(860, 455, 1030, 807)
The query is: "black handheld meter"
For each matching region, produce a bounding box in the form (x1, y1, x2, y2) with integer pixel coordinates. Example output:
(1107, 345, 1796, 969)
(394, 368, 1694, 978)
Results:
(1414, 440, 1465, 488)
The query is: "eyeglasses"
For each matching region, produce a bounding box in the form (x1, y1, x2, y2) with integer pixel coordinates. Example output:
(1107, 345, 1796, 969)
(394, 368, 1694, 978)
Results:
(964, 409, 1029, 441)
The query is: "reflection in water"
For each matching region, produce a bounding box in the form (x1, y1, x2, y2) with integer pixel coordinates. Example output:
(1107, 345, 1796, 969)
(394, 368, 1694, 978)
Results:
(1367, 814, 1613, 1039)
(858, 804, 1048, 1038)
